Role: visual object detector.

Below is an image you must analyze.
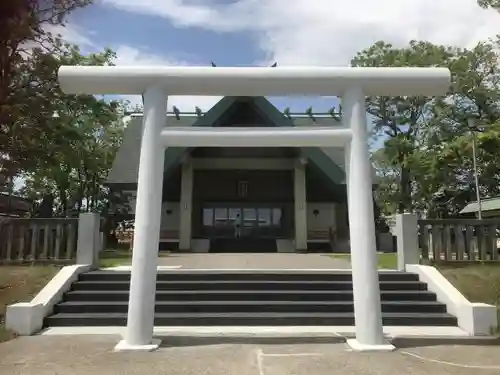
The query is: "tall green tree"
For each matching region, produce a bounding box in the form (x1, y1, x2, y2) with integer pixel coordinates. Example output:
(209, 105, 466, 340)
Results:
(19, 45, 125, 216)
(0, 0, 92, 189)
(358, 38, 500, 217)
(416, 38, 500, 216)
(351, 40, 455, 213)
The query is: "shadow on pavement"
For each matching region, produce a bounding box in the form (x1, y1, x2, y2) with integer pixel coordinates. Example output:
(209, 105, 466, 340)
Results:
(157, 335, 346, 348)
(390, 336, 500, 349)
(155, 333, 500, 350)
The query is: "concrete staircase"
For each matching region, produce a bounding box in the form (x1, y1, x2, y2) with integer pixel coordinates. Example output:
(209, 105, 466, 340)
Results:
(44, 270, 458, 327)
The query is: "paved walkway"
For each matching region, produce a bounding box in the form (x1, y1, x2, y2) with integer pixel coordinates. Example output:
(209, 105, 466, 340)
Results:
(1, 335, 500, 375)
(156, 253, 352, 269)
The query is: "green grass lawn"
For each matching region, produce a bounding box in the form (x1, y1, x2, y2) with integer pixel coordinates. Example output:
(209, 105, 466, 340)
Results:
(99, 249, 170, 268)
(331, 252, 398, 269)
(0, 265, 60, 343)
(375, 253, 398, 269)
(99, 249, 134, 268)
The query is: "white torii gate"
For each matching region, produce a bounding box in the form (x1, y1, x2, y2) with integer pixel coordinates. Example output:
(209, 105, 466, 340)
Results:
(58, 65, 450, 352)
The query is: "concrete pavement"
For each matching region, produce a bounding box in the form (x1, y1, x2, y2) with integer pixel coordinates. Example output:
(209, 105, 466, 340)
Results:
(1, 335, 500, 375)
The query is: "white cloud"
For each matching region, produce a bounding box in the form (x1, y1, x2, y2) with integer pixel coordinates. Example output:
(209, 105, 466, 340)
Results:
(113, 45, 222, 111)
(102, 0, 500, 66)
(45, 23, 97, 49)
(53, 26, 222, 112)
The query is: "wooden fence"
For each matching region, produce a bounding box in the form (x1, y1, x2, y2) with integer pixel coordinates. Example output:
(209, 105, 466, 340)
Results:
(418, 219, 500, 262)
(0, 218, 79, 264)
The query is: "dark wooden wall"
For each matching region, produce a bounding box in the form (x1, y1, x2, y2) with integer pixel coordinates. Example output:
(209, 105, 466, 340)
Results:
(162, 167, 348, 203)
(193, 170, 294, 203)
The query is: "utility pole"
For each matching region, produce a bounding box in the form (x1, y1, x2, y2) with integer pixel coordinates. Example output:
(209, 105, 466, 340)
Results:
(467, 117, 483, 220)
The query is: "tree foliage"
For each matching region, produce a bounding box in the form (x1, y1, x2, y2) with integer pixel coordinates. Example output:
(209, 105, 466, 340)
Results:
(478, 0, 500, 9)
(362, 38, 500, 218)
(371, 148, 400, 216)
(17, 45, 126, 216)
(352, 40, 455, 213)
(0, 0, 92, 187)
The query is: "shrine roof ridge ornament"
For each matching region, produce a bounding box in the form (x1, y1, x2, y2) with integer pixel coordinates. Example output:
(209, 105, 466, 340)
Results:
(126, 111, 342, 118)
(58, 66, 451, 97)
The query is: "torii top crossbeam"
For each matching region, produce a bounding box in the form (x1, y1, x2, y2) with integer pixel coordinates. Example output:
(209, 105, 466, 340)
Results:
(57, 66, 450, 96)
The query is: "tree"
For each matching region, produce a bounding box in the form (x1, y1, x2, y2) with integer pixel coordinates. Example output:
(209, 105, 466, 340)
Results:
(478, 0, 500, 9)
(351, 40, 455, 213)
(0, 0, 92, 188)
(19, 45, 125, 217)
(416, 38, 500, 216)
(358, 38, 500, 217)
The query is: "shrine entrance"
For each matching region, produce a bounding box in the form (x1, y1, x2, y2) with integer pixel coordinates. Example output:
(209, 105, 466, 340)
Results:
(202, 204, 284, 252)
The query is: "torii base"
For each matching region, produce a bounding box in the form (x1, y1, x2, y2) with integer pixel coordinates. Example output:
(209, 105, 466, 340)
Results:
(114, 339, 162, 352)
(346, 339, 396, 352)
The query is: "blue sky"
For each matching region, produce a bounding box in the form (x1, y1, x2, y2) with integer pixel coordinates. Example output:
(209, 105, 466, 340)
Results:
(56, 0, 500, 119)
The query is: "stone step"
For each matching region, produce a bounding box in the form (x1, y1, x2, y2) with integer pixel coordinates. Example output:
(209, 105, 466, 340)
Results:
(71, 280, 428, 291)
(64, 289, 438, 302)
(45, 312, 458, 327)
(55, 300, 447, 314)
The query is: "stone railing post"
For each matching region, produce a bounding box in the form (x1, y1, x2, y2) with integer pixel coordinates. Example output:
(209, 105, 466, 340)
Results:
(76, 212, 101, 268)
(395, 213, 420, 271)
